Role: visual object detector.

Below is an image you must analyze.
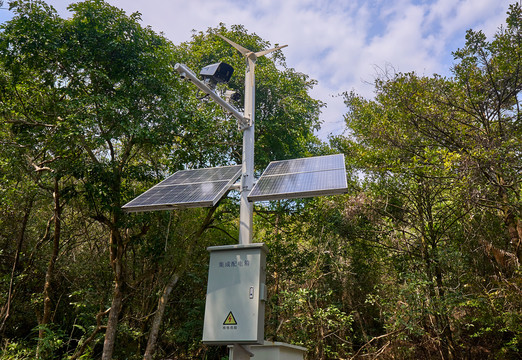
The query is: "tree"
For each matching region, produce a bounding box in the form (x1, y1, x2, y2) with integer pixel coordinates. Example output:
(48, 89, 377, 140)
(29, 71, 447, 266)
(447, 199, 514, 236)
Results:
(0, 1, 82, 355)
(0, 3, 326, 358)
(0, 0, 185, 358)
(331, 3, 522, 358)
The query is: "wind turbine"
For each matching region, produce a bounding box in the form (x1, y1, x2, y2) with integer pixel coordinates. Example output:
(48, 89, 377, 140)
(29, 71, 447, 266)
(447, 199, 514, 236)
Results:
(217, 34, 288, 60)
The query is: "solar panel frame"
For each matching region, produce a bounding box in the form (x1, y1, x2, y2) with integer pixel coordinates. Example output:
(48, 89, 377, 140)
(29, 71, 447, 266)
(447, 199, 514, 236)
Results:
(262, 154, 344, 176)
(122, 165, 242, 213)
(248, 154, 348, 202)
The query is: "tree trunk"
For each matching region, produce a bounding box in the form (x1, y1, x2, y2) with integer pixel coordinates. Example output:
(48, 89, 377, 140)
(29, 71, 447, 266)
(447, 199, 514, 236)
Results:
(70, 308, 110, 360)
(102, 226, 125, 360)
(0, 197, 33, 334)
(424, 236, 455, 360)
(433, 259, 456, 360)
(101, 168, 127, 360)
(142, 207, 217, 359)
(143, 273, 180, 360)
(505, 211, 522, 266)
(498, 181, 521, 266)
(37, 177, 61, 358)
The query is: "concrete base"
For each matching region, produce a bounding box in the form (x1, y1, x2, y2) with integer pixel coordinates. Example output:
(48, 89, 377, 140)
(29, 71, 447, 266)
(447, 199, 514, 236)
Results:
(230, 341, 307, 360)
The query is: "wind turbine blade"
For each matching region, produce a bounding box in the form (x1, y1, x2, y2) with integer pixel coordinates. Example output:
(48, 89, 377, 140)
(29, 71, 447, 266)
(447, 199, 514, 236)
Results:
(217, 34, 251, 56)
(255, 44, 288, 58)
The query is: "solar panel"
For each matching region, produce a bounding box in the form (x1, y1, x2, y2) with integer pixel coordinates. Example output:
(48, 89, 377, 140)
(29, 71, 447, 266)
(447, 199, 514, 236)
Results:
(248, 154, 348, 201)
(122, 165, 242, 212)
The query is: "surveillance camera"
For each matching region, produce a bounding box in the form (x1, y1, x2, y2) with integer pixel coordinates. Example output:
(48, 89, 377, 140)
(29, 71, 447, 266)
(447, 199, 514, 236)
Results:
(224, 90, 241, 103)
(199, 62, 234, 86)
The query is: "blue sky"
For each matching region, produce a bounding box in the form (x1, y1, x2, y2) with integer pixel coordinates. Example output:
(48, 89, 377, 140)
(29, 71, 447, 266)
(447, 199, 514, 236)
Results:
(0, 0, 516, 139)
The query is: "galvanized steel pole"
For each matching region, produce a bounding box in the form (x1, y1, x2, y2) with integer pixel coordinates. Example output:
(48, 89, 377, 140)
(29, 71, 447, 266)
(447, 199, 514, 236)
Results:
(216, 35, 286, 360)
(238, 56, 256, 246)
(178, 35, 287, 359)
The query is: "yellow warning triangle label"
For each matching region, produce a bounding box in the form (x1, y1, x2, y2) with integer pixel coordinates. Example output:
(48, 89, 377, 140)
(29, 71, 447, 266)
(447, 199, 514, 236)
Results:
(223, 311, 238, 325)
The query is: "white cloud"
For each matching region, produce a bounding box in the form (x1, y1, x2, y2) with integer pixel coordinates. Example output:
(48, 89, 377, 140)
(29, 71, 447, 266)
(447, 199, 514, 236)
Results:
(13, 0, 518, 138)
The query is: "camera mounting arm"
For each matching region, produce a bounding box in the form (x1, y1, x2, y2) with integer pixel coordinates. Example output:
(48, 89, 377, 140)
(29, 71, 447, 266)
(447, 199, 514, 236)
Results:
(174, 63, 249, 128)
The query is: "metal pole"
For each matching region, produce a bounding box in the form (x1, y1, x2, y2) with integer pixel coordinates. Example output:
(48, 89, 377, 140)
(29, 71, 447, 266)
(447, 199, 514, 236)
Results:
(238, 56, 256, 246)
(175, 38, 286, 359)
(232, 56, 256, 360)
(188, 35, 285, 359)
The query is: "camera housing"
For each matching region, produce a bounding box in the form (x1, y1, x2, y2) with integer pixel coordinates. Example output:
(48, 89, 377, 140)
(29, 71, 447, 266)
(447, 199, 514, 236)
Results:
(199, 62, 234, 87)
(224, 90, 241, 103)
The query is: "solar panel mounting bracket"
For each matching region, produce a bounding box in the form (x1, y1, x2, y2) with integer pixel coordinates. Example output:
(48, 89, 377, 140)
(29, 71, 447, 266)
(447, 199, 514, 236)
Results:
(241, 173, 252, 191)
(238, 114, 252, 131)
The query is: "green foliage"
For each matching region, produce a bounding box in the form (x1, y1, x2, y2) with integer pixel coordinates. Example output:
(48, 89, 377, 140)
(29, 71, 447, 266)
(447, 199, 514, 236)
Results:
(329, 3, 522, 359)
(176, 23, 323, 168)
(276, 288, 354, 358)
(1, 0, 521, 359)
(0, 1, 326, 357)
(33, 324, 67, 359)
(1, 340, 35, 359)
